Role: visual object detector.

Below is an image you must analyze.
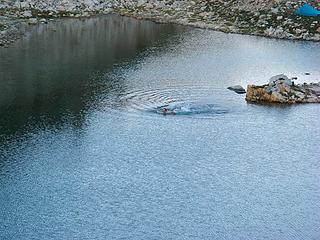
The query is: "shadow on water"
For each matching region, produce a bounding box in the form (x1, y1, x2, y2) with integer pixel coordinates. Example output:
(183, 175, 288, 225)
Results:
(0, 14, 186, 142)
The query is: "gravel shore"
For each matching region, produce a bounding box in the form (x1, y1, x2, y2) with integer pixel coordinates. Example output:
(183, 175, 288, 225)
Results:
(1, 0, 320, 47)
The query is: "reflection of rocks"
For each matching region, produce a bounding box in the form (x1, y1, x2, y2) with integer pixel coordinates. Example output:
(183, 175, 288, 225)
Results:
(0, 21, 30, 47)
(227, 85, 246, 94)
(246, 74, 320, 103)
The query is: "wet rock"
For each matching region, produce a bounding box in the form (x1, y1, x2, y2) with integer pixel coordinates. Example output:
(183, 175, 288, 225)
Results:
(227, 85, 246, 94)
(39, 18, 48, 24)
(246, 74, 320, 103)
(28, 18, 38, 25)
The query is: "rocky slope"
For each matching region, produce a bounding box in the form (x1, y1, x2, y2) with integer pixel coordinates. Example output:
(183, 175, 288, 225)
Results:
(1, 0, 320, 47)
(114, 0, 320, 41)
(246, 74, 320, 103)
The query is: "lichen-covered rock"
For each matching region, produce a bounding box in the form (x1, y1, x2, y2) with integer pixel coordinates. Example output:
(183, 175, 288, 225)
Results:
(246, 75, 320, 103)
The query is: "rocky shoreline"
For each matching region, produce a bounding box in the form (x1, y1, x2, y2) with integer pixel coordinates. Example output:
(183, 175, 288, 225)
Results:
(1, 0, 320, 47)
(0, 0, 114, 47)
(114, 0, 320, 41)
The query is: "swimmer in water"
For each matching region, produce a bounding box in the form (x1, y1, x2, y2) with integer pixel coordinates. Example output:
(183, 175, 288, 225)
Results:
(162, 108, 176, 115)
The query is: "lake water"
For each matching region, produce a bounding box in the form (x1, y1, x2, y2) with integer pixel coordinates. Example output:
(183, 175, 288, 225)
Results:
(0, 14, 320, 240)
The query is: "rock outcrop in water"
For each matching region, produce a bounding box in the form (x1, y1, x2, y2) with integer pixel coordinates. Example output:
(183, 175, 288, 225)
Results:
(246, 74, 320, 103)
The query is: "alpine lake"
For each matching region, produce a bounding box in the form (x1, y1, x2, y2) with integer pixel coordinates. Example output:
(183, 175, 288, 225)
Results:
(0, 14, 320, 240)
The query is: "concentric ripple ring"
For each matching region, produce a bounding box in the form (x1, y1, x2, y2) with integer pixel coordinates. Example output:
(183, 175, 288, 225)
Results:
(108, 86, 230, 117)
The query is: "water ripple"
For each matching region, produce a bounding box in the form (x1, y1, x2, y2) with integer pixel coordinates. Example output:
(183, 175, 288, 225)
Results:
(114, 87, 229, 117)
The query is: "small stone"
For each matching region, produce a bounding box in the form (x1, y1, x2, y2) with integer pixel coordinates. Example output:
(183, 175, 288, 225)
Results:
(40, 18, 47, 24)
(22, 10, 32, 18)
(28, 18, 38, 25)
(227, 85, 246, 94)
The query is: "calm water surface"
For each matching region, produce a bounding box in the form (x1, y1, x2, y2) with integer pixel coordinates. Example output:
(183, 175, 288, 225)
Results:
(0, 14, 320, 240)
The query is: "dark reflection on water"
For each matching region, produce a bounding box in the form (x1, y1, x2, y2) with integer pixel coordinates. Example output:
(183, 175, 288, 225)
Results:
(0, 15, 184, 139)
(0, 14, 320, 240)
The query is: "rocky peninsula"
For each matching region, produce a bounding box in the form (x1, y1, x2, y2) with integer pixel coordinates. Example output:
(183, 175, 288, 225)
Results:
(1, 0, 320, 47)
(246, 74, 320, 103)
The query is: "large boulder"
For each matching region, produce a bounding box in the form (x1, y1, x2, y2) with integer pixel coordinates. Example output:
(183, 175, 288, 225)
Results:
(268, 74, 292, 86)
(246, 74, 320, 103)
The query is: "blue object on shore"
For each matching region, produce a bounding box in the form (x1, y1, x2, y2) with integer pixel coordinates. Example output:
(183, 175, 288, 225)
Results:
(295, 3, 320, 17)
